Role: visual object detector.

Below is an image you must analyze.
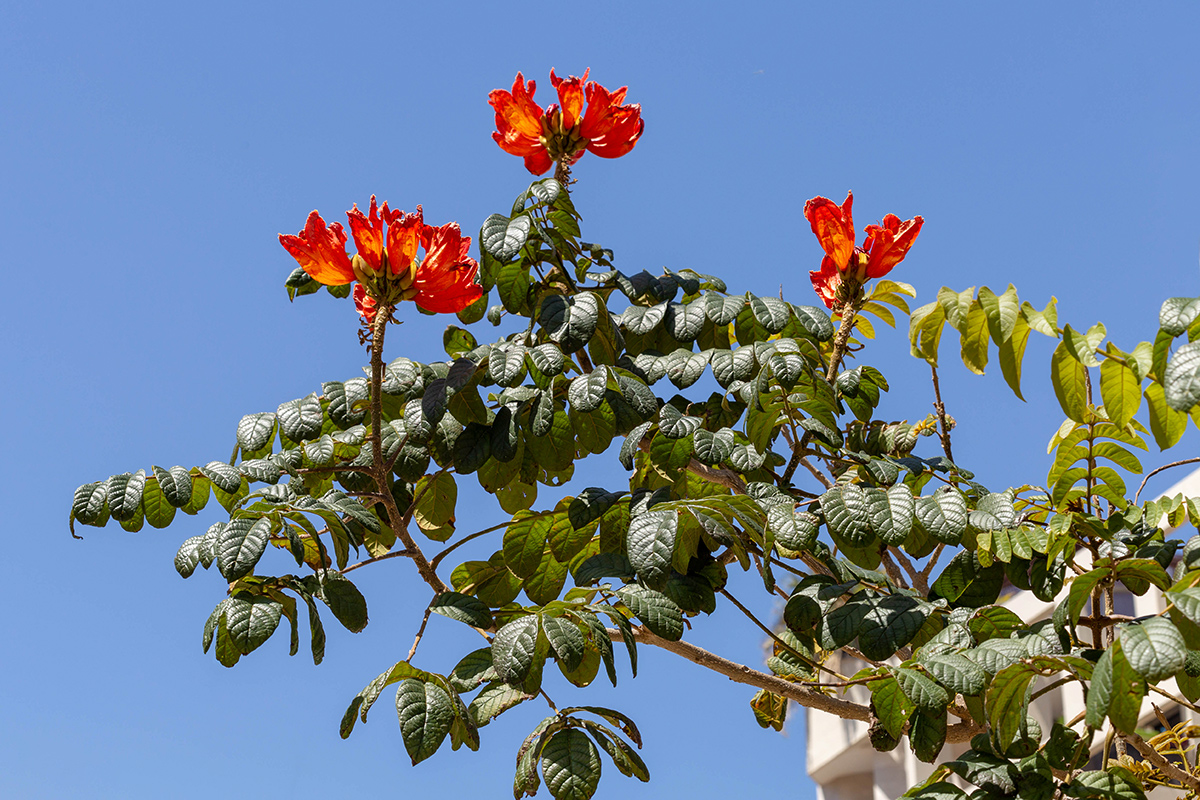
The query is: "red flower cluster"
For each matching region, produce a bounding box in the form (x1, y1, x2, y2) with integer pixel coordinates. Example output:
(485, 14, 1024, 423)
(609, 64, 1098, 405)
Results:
(490, 69, 644, 175)
(279, 197, 481, 320)
(804, 192, 923, 308)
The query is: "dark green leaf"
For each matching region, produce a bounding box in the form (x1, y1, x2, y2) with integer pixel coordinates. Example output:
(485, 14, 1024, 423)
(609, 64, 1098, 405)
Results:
(395, 678, 455, 765)
(541, 728, 602, 800)
(429, 592, 494, 629)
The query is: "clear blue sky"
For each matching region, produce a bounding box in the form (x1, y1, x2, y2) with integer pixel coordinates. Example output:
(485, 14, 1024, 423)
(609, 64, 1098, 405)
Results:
(3, 3, 1200, 798)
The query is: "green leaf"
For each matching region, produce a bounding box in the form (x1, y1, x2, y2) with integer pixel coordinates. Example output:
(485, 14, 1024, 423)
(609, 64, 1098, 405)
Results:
(497, 262, 532, 314)
(217, 517, 272, 581)
(1164, 340, 1200, 411)
(1160, 296, 1200, 337)
(792, 305, 834, 341)
(938, 286, 975, 332)
(1120, 617, 1185, 682)
(414, 472, 456, 528)
(395, 678, 454, 765)
(617, 585, 684, 641)
(490, 342, 528, 387)
(866, 485, 914, 547)
(237, 412, 276, 453)
(174, 535, 203, 578)
(319, 571, 369, 632)
(481, 213, 531, 261)
(896, 667, 950, 713)
(523, 548, 569, 606)
(72, 481, 109, 527)
(1063, 767, 1147, 799)
(1062, 323, 1103, 367)
(224, 592, 283, 654)
(909, 301, 946, 365)
(916, 489, 968, 545)
(492, 615, 541, 684)
(504, 512, 553, 580)
(326, 378, 369, 426)
(986, 661, 1037, 749)
(568, 370, 608, 414)
(277, 393, 323, 442)
(1022, 297, 1059, 337)
(978, 285, 1019, 343)
(1145, 382, 1188, 449)
(909, 707, 946, 763)
(1051, 341, 1089, 422)
(1166, 587, 1200, 627)
(998, 314, 1032, 400)
(1109, 641, 1145, 734)
(959, 298, 990, 374)
(903, 783, 966, 800)
(1085, 647, 1114, 729)
(141, 475, 176, 529)
(627, 510, 677, 589)
(107, 470, 145, 522)
(1100, 358, 1141, 427)
(541, 728, 602, 800)
(821, 484, 874, 547)
(870, 675, 915, 739)
(921, 653, 987, 696)
(542, 615, 587, 672)
(429, 592, 494, 629)
(749, 295, 790, 333)
(857, 595, 927, 661)
(468, 681, 530, 727)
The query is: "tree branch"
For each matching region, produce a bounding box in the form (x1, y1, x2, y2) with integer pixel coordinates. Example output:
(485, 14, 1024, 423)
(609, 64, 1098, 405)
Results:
(1121, 729, 1200, 793)
(368, 308, 446, 594)
(929, 363, 954, 463)
(1135, 457, 1200, 504)
(616, 625, 982, 743)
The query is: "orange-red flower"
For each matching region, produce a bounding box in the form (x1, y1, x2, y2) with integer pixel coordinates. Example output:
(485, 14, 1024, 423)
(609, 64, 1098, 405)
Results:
(803, 192, 923, 308)
(280, 198, 481, 317)
(489, 69, 644, 175)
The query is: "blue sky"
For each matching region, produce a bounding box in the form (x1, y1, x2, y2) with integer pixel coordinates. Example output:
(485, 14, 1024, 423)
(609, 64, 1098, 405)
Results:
(3, 2, 1200, 798)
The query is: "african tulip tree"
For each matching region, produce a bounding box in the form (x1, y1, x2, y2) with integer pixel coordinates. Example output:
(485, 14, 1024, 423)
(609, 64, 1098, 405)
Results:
(72, 69, 1200, 800)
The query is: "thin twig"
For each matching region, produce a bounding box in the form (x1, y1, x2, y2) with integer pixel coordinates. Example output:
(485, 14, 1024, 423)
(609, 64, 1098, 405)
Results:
(891, 548, 926, 594)
(430, 511, 557, 572)
(917, 544, 946, 587)
(880, 550, 908, 590)
(929, 363, 954, 463)
(341, 549, 414, 575)
(799, 457, 834, 489)
(1121, 728, 1200, 792)
(1135, 457, 1200, 504)
(406, 607, 433, 661)
(718, 588, 808, 662)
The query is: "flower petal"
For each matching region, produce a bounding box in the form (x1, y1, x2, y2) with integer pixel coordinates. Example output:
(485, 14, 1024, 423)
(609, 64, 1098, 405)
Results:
(346, 196, 386, 272)
(550, 69, 586, 130)
(863, 214, 924, 278)
(803, 192, 855, 272)
(522, 149, 554, 175)
(279, 210, 355, 285)
(585, 104, 644, 159)
(412, 223, 482, 313)
(353, 282, 378, 323)
(489, 73, 544, 140)
(386, 206, 424, 277)
(809, 256, 841, 309)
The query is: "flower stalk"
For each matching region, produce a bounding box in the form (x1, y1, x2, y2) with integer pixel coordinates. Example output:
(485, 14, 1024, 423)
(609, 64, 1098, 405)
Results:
(367, 306, 446, 594)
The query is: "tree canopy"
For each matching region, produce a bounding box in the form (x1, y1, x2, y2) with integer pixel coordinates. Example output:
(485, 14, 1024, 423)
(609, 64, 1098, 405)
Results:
(73, 69, 1200, 800)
